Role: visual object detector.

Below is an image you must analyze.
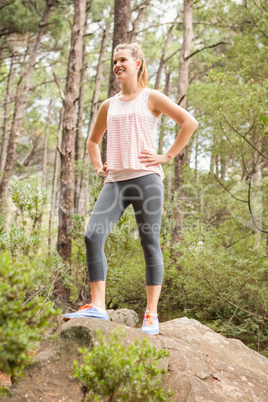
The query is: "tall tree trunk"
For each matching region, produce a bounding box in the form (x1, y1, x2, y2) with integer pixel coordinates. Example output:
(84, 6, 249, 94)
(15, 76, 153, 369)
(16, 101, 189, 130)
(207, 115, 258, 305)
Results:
(215, 154, 219, 177)
(87, 14, 112, 137)
(158, 67, 170, 154)
(0, 0, 56, 204)
(220, 153, 226, 180)
(155, 11, 180, 90)
(76, 15, 112, 217)
(0, 35, 7, 69)
(74, 28, 87, 214)
(171, 0, 193, 253)
(194, 130, 199, 182)
(0, 50, 14, 178)
(57, 0, 87, 261)
(42, 99, 52, 189)
(210, 149, 216, 174)
(129, 0, 151, 43)
(49, 107, 63, 253)
(101, 0, 131, 165)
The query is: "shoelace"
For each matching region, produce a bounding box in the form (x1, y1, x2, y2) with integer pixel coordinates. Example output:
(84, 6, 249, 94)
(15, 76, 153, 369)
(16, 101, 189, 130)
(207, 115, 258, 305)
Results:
(78, 303, 93, 311)
(144, 306, 156, 326)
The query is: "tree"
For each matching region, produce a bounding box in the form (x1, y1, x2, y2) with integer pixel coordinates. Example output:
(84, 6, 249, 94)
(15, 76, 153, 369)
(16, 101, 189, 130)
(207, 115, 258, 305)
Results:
(129, 0, 151, 42)
(171, 0, 193, 252)
(0, 0, 57, 207)
(57, 0, 87, 260)
(101, 0, 131, 164)
(49, 107, 63, 253)
(0, 49, 14, 175)
(42, 99, 53, 189)
(74, 13, 87, 215)
(75, 11, 113, 217)
(154, 10, 181, 91)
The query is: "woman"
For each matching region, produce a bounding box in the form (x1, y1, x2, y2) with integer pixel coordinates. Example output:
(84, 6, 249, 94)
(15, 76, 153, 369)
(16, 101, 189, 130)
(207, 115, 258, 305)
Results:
(63, 43, 198, 334)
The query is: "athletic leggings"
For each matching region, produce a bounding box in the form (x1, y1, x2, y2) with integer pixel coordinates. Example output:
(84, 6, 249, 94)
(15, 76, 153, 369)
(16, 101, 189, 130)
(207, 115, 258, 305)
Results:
(84, 173, 164, 286)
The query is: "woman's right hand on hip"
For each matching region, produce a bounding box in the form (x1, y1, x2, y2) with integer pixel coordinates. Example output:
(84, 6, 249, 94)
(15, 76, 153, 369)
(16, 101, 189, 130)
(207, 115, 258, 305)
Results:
(96, 162, 108, 177)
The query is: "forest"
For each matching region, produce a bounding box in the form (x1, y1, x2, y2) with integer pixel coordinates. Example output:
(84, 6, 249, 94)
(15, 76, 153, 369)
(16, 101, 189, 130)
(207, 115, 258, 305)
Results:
(0, 0, 267, 382)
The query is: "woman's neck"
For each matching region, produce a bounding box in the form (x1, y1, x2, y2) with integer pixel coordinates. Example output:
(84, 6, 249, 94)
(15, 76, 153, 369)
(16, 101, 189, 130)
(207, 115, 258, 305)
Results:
(119, 82, 144, 102)
(120, 79, 142, 96)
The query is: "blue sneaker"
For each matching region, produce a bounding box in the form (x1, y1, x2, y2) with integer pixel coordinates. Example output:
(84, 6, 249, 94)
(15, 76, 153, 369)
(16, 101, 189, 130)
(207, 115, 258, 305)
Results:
(63, 303, 109, 322)
(141, 306, 159, 335)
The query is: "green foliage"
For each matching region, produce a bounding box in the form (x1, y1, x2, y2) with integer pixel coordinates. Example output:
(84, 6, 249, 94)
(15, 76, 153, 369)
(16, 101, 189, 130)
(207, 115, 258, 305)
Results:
(69, 214, 88, 301)
(0, 221, 40, 260)
(73, 328, 172, 401)
(0, 252, 59, 378)
(0, 0, 42, 34)
(71, 214, 86, 253)
(160, 217, 268, 355)
(9, 176, 47, 226)
(0, 177, 47, 259)
(0, 0, 65, 37)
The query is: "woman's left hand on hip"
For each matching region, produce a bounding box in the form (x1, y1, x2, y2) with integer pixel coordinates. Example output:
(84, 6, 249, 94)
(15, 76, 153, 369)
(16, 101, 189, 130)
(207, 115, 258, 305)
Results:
(138, 151, 170, 166)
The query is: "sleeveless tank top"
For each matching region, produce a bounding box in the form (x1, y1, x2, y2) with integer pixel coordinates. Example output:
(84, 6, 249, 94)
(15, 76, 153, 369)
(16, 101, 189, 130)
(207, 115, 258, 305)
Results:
(104, 88, 165, 183)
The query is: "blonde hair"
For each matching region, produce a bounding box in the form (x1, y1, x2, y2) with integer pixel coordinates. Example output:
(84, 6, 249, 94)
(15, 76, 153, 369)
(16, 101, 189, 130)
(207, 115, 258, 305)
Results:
(114, 43, 148, 88)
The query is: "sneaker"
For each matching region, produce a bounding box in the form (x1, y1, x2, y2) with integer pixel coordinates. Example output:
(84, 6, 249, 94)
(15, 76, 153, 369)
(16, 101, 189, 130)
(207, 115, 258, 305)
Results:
(63, 303, 109, 322)
(141, 306, 159, 335)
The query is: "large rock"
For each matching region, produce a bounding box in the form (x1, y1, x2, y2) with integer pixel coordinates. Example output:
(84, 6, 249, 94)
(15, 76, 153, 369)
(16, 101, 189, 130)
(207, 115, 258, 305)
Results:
(159, 318, 268, 401)
(3, 315, 268, 401)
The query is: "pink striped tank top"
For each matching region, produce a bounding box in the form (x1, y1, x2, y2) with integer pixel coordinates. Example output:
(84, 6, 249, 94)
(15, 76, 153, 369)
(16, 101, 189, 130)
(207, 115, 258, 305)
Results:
(104, 88, 165, 183)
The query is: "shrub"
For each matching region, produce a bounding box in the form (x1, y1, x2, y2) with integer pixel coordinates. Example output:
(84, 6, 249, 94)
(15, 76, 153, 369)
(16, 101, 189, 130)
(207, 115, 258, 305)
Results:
(164, 220, 268, 355)
(0, 177, 47, 259)
(73, 328, 173, 401)
(0, 252, 59, 379)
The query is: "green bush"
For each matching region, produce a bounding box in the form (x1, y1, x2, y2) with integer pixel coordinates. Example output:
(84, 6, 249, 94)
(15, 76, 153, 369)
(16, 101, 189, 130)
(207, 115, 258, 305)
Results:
(0, 177, 47, 259)
(0, 252, 59, 378)
(163, 219, 268, 355)
(73, 328, 173, 401)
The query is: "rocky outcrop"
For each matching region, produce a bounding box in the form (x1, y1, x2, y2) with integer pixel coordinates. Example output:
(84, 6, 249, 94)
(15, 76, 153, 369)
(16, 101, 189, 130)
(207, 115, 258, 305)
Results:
(3, 316, 268, 401)
(159, 318, 268, 401)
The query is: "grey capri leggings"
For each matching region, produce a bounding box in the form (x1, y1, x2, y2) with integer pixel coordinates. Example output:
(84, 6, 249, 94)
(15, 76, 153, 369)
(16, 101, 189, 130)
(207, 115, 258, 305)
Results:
(84, 173, 164, 286)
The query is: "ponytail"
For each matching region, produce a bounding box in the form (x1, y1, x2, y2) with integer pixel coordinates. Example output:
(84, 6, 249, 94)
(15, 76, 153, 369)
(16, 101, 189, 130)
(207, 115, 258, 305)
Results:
(114, 43, 148, 88)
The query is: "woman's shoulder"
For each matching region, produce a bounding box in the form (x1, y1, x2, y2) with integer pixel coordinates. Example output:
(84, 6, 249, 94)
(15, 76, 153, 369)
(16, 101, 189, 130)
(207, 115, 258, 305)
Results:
(147, 88, 172, 107)
(95, 98, 111, 120)
(146, 89, 172, 117)
(147, 88, 167, 101)
(99, 98, 112, 112)
(103, 93, 120, 108)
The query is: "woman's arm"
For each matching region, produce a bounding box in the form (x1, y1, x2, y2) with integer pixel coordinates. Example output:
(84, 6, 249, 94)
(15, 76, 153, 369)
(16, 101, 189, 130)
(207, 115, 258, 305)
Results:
(139, 90, 198, 166)
(87, 99, 110, 176)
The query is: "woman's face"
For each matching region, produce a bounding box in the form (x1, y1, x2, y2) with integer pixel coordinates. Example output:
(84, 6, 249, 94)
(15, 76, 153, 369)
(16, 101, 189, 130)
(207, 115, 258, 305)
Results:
(113, 49, 141, 82)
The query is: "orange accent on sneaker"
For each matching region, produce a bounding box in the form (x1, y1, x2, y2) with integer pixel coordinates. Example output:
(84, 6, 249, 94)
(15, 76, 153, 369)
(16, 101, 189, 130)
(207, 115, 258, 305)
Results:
(144, 305, 156, 325)
(78, 303, 93, 311)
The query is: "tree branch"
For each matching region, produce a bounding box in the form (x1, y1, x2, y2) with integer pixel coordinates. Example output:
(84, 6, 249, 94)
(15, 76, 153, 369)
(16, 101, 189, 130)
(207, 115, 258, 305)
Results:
(248, 175, 268, 233)
(209, 165, 248, 203)
(244, 0, 268, 39)
(186, 41, 232, 60)
(223, 116, 268, 161)
(200, 268, 268, 321)
(137, 21, 182, 34)
(131, 0, 151, 13)
(184, 242, 268, 321)
(137, 18, 243, 35)
(0, 1, 14, 11)
(129, 0, 151, 42)
(164, 47, 181, 63)
(30, 79, 59, 91)
(53, 71, 65, 101)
